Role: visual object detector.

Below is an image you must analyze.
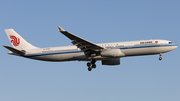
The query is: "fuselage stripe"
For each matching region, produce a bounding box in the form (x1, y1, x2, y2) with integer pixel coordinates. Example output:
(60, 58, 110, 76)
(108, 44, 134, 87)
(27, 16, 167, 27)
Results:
(25, 44, 176, 57)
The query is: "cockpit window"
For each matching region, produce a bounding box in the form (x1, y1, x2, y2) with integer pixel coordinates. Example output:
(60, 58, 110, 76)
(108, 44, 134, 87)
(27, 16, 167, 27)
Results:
(169, 42, 173, 44)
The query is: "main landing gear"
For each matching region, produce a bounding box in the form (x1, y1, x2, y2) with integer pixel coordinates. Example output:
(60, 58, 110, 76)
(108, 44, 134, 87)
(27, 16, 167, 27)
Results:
(87, 59, 96, 71)
(159, 53, 162, 61)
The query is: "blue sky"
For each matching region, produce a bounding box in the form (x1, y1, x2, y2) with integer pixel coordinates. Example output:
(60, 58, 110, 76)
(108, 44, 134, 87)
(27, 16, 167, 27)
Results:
(0, 0, 179, 101)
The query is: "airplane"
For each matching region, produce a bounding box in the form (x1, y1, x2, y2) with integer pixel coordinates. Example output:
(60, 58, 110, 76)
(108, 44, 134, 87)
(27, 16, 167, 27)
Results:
(4, 26, 178, 71)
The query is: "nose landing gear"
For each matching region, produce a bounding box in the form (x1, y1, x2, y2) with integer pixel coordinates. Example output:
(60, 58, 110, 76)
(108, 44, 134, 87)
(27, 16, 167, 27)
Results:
(87, 59, 96, 71)
(159, 53, 162, 61)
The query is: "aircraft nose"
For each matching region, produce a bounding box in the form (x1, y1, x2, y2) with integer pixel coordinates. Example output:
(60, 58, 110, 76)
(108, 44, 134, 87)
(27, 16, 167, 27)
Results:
(172, 45, 178, 50)
(167, 45, 178, 52)
(175, 45, 178, 49)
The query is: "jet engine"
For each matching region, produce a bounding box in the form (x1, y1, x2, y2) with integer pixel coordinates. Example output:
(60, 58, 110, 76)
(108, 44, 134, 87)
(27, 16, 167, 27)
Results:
(101, 49, 124, 57)
(102, 58, 120, 65)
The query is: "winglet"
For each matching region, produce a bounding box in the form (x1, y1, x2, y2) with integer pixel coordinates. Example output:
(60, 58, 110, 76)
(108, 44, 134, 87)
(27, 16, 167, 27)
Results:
(57, 26, 65, 32)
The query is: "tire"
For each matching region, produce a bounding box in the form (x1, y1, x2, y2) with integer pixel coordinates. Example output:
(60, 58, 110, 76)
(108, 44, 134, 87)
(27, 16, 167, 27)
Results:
(87, 62, 91, 67)
(88, 67, 92, 71)
(92, 64, 96, 68)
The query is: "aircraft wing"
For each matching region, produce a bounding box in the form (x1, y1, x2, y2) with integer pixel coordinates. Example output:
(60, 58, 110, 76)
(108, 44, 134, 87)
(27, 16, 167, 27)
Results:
(57, 26, 104, 57)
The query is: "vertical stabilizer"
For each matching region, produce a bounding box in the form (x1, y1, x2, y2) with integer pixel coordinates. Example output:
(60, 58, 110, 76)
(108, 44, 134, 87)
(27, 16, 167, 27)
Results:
(4, 29, 38, 50)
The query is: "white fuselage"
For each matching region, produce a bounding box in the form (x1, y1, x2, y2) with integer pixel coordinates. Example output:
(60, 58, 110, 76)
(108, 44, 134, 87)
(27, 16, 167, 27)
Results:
(16, 39, 177, 62)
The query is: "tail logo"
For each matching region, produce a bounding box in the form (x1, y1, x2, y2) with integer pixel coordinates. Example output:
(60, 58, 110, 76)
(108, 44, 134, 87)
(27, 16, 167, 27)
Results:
(9, 35, 20, 46)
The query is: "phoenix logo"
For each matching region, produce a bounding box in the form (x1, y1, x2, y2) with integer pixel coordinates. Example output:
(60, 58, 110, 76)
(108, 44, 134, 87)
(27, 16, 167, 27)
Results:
(58, 27, 62, 31)
(10, 35, 20, 46)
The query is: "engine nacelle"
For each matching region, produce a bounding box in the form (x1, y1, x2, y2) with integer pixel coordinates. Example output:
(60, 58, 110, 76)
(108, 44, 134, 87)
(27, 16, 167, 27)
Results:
(102, 58, 120, 65)
(101, 49, 124, 57)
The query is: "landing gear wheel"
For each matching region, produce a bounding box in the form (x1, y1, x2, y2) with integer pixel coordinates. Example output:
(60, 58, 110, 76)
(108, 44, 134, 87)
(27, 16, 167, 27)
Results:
(87, 62, 91, 67)
(87, 59, 96, 71)
(88, 67, 92, 71)
(159, 57, 162, 61)
(92, 64, 96, 68)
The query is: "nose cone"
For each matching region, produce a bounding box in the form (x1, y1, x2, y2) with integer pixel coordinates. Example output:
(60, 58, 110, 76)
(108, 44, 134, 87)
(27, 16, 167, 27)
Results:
(171, 45, 178, 51)
(164, 44, 178, 53)
(175, 45, 178, 49)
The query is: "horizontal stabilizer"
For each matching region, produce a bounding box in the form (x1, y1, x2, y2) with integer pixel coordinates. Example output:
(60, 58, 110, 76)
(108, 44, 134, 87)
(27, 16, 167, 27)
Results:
(3, 46, 25, 55)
